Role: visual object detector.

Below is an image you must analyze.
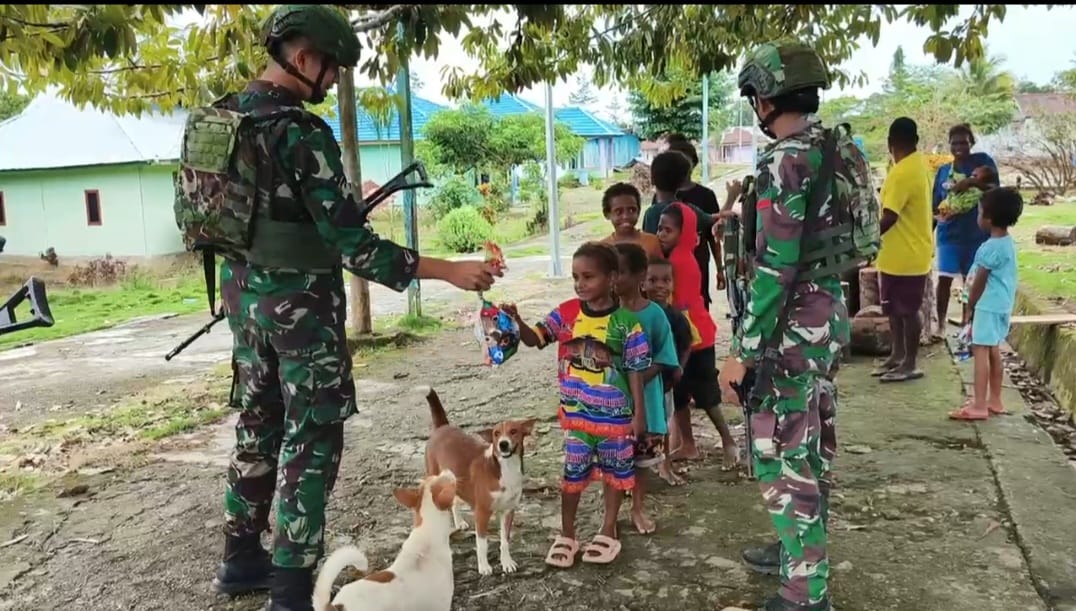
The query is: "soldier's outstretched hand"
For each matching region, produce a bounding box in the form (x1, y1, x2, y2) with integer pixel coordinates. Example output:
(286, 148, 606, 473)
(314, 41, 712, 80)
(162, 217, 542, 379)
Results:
(445, 260, 502, 292)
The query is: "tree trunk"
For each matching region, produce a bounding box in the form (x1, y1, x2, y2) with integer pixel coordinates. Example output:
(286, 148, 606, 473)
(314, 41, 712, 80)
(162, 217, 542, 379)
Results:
(338, 68, 373, 334)
(1035, 225, 1076, 246)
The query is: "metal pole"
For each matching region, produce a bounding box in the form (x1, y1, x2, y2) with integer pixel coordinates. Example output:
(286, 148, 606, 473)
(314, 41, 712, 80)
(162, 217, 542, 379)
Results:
(396, 22, 421, 316)
(701, 73, 710, 183)
(544, 81, 564, 278)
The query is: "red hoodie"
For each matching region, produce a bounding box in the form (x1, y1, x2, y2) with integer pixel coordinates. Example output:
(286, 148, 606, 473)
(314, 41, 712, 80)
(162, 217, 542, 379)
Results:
(667, 202, 717, 351)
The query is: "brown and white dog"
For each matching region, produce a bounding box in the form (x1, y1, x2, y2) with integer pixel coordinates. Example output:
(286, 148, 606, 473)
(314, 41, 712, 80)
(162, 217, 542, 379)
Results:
(423, 387, 536, 576)
(311, 469, 458, 611)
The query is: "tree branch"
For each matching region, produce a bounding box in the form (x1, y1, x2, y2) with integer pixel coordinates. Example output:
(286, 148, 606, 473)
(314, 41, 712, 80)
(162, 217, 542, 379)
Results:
(350, 5, 413, 33)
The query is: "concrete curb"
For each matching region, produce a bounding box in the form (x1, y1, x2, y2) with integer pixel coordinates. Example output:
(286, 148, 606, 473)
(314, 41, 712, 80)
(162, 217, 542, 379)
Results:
(1007, 289, 1076, 416)
(945, 335, 1076, 609)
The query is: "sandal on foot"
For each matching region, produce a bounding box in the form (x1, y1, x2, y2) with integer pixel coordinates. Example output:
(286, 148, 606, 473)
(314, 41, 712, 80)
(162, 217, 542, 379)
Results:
(581, 534, 622, 564)
(544, 536, 579, 569)
(988, 404, 1008, 415)
(870, 364, 897, 377)
(948, 405, 988, 421)
(880, 370, 924, 383)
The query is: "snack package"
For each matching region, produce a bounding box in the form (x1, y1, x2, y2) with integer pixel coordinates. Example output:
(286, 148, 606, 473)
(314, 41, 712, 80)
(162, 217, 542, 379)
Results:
(473, 242, 520, 366)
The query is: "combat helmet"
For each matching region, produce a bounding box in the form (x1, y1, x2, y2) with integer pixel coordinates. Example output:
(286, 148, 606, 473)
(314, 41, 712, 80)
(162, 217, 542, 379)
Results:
(737, 40, 830, 101)
(261, 5, 360, 103)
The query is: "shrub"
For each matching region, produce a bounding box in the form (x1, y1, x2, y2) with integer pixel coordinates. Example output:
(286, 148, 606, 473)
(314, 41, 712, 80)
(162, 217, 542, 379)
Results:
(429, 175, 481, 220)
(437, 206, 493, 253)
(559, 173, 582, 188)
(68, 254, 128, 287)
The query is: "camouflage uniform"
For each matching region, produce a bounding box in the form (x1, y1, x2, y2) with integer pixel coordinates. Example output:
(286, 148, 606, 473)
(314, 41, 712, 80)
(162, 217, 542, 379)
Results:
(173, 6, 421, 610)
(219, 80, 418, 570)
(732, 41, 874, 610)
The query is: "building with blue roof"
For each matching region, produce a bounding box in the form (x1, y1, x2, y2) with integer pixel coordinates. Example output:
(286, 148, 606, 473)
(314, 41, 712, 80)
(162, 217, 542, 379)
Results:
(318, 90, 447, 187)
(0, 95, 188, 257)
(476, 94, 640, 178)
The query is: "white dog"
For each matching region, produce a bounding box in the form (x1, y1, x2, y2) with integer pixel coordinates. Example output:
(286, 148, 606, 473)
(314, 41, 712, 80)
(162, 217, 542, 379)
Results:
(312, 469, 458, 611)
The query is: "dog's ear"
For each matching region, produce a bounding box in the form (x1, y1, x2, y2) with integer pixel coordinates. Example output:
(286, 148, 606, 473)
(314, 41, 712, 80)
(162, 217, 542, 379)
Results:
(476, 428, 494, 443)
(429, 478, 457, 511)
(393, 486, 422, 510)
(519, 418, 538, 436)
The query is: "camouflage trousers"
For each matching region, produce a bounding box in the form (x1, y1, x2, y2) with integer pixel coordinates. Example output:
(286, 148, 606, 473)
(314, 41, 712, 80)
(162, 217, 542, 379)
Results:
(219, 261, 358, 569)
(750, 372, 838, 605)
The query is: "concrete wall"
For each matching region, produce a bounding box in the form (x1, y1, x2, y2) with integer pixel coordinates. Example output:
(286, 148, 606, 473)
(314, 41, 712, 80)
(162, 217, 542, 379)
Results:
(0, 163, 183, 257)
(1008, 290, 1076, 415)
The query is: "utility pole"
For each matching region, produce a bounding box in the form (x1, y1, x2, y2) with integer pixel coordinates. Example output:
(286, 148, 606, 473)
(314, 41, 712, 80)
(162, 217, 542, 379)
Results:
(396, 22, 421, 316)
(701, 73, 710, 183)
(338, 67, 372, 334)
(543, 81, 563, 278)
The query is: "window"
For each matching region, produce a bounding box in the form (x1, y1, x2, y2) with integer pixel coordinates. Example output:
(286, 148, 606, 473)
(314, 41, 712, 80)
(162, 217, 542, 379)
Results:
(85, 190, 102, 226)
(0, 191, 5, 226)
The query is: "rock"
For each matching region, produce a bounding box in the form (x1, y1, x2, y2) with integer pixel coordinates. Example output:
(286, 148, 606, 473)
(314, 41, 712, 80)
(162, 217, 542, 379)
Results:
(851, 306, 891, 356)
(1034, 225, 1076, 246)
(705, 556, 740, 570)
(858, 267, 880, 310)
(846, 445, 873, 454)
(57, 484, 89, 498)
(835, 560, 854, 571)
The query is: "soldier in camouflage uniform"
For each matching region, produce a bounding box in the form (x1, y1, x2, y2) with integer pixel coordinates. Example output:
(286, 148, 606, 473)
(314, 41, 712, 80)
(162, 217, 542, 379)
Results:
(183, 6, 502, 611)
(717, 41, 875, 611)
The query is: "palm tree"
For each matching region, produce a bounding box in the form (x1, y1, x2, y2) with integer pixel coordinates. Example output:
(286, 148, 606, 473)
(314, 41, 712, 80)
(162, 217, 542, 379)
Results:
(959, 52, 1016, 99)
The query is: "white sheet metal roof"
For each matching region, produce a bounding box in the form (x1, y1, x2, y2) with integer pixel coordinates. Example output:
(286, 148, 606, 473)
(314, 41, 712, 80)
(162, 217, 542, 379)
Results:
(0, 95, 188, 172)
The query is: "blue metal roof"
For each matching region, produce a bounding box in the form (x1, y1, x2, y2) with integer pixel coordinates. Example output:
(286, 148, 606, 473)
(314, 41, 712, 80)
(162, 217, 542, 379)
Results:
(479, 93, 541, 118)
(552, 107, 625, 137)
(320, 90, 447, 143)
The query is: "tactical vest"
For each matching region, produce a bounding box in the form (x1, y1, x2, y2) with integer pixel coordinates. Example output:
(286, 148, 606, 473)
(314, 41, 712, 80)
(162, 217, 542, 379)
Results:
(174, 98, 341, 283)
(798, 123, 881, 281)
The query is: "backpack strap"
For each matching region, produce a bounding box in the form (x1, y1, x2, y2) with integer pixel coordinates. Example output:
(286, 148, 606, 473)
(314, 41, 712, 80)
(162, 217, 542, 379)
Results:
(748, 128, 838, 407)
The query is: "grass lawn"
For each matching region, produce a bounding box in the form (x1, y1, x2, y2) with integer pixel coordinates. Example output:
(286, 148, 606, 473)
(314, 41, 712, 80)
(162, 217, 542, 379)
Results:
(1011, 198, 1076, 310)
(0, 265, 206, 352)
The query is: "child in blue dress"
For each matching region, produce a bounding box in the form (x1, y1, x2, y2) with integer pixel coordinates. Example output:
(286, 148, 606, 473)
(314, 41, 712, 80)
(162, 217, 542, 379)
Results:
(949, 187, 1023, 421)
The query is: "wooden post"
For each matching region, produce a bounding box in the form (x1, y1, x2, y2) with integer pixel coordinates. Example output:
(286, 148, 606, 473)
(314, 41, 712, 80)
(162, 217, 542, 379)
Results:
(396, 22, 422, 316)
(338, 67, 372, 334)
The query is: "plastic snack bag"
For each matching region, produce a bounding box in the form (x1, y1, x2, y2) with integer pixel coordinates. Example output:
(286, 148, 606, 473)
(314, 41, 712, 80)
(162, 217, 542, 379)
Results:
(473, 242, 520, 366)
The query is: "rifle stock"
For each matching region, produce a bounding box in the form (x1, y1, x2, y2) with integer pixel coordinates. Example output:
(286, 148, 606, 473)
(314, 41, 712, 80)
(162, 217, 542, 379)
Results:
(0, 277, 55, 337)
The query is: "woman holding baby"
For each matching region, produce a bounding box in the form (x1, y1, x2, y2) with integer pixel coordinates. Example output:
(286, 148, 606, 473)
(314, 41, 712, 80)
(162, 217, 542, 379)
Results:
(932, 123, 1000, 337)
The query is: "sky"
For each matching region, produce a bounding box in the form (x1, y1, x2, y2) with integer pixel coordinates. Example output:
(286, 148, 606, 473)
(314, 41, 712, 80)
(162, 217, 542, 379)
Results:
(379, 4, 1076, 119)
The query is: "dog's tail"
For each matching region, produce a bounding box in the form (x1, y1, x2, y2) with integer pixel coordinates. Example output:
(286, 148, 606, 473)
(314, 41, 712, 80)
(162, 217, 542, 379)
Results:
(312, 545, 369, 611)
(423, 386, 450, 429)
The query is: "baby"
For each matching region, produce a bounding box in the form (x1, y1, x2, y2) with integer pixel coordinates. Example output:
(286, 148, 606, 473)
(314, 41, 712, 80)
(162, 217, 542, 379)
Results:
(938, 166, 996, 216)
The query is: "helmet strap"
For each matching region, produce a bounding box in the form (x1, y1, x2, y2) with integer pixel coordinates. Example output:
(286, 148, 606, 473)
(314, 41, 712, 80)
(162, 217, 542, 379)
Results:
(748, 95, 781, 140)
(270, 45, 332, 104)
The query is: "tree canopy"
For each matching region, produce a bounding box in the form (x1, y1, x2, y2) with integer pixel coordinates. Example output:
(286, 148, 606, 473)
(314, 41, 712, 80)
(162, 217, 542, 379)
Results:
(0, 4, 1048, 117)
(818, 45, 1019, 161)
(629, 70, 737, 141)
(415, 105, 583, 176)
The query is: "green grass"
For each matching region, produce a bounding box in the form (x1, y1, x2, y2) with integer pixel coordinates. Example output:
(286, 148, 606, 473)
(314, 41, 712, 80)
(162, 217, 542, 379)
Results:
(1011, 200, 1076, 307)
(0, 268, 206, 351)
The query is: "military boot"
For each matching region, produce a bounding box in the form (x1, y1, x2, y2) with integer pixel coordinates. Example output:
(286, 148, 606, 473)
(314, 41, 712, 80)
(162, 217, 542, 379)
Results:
(212, 534, 273, 596)
(742, 541, 782, 575)
(263, 567, 315, 611)
(761, 594, 832, 611)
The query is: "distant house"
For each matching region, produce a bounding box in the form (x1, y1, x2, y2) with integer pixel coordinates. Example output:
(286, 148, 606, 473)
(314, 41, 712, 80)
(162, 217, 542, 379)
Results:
(318, 89, 447, 188)
(978, 93, 1076, 164)
(717, 127, 757, 164)
(477, 93, 641, 178)
(0, 95, 186, 258)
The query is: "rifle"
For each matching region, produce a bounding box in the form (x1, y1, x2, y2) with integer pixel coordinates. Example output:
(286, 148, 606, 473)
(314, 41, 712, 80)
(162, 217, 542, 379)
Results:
(163, 160, 436, 361)
(0, 277, 55, 337)
(722, 176, 755, 478)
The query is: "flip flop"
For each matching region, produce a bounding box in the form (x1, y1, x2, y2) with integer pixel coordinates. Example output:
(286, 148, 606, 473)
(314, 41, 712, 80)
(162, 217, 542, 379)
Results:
(948, 405, 989, 421)
(870, 365, 897, 377)
(581, 534, 622, 564)
(544, 535, 580, 569)
(988, 404, 1008, 416)
(879, 370, 925, 383)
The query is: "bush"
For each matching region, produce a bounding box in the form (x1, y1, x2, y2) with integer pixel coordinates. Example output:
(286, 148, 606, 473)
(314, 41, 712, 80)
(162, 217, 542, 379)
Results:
(559, 173, 582, 188)
(429, 175, 481, 220)
(437, 206, 493, 253)
(68, 254, 128, 287)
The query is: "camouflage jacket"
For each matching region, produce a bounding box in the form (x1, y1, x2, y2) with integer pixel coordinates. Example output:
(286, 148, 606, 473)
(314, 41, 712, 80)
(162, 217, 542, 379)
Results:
(231, 80, 418, 293)
(731, 120, 851, 377)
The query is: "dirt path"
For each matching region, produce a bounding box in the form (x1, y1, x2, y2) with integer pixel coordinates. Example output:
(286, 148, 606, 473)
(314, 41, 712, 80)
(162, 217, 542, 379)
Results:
(2, 270, 1072, 610)
(0, 251, 575, 431)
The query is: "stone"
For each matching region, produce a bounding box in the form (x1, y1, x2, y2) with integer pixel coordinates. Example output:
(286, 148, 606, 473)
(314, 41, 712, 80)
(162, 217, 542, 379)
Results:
(851, 306, 891, 356)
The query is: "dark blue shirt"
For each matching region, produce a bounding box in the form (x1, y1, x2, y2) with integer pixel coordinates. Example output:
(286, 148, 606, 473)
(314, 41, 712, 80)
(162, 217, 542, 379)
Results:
(932, 152, 997, 247)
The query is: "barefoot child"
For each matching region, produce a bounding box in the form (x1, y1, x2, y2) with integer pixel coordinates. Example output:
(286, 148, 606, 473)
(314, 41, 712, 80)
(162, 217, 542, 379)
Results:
(656, 202, 740, 467)
(601, 182, 665, 260)
(949, 187, 1023, 421)
(504, 242, 651, 568)
(612, 242, 681, 534)
(644, 255, 694, 486)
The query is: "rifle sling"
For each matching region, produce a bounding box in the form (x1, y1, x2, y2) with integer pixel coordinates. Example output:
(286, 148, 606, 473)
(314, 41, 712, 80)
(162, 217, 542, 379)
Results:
(748, 130, 838, 411)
